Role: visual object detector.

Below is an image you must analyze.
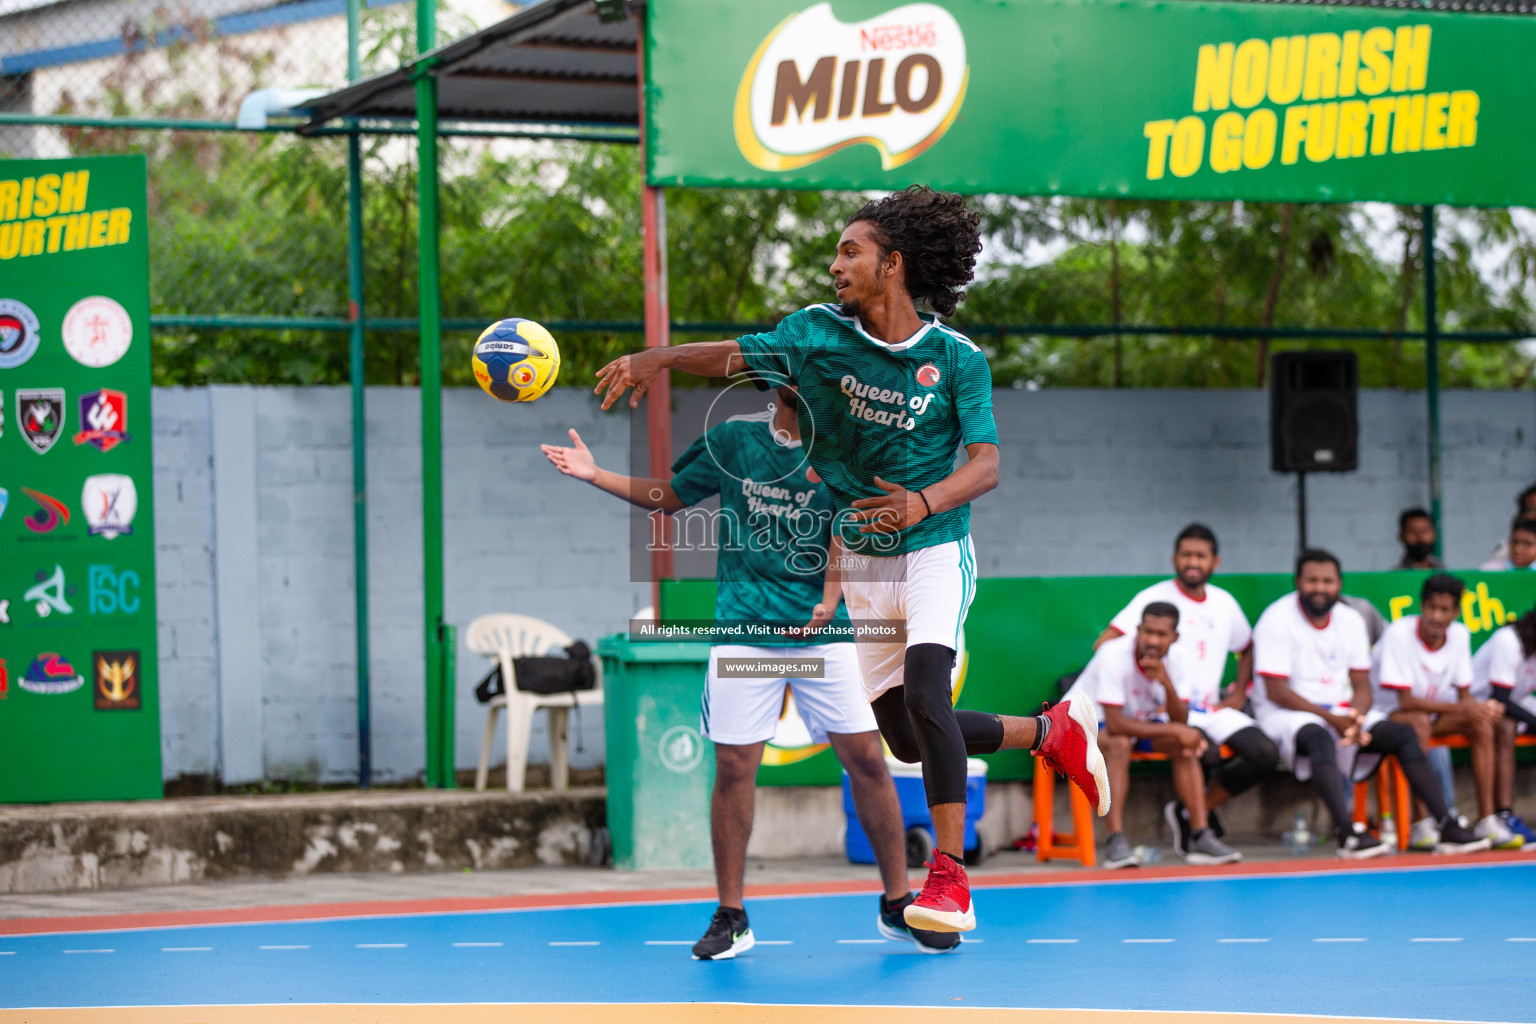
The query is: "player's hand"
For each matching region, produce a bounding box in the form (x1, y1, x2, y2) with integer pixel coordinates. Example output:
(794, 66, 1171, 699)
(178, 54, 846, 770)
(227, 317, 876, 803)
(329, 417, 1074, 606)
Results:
(594, 348, 667, 410)
(1327, 712, 1359, 743)
(540, 428, 597, 482)
(1173, 725, 1207, 755)
(1477, 698, 1505, 724)
(1138, 653, 1171, 686)
(782, 603, 835, 640)
(848, 477, 926, 534)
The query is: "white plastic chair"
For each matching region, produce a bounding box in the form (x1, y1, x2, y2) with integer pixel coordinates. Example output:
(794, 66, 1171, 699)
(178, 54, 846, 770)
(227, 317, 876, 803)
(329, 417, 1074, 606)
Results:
(467, 614, 603, 793)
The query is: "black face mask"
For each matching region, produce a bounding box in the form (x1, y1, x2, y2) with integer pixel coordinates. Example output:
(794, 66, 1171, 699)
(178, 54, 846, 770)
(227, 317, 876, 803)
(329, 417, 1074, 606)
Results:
(1404, 541, 1435, 563)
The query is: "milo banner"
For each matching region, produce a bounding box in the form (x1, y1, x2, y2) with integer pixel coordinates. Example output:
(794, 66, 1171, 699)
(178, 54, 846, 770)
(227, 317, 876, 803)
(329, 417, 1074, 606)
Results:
(663, 571, 1536, 785)
(646, 0, 1536, 206)
(0, 155, 160, 802)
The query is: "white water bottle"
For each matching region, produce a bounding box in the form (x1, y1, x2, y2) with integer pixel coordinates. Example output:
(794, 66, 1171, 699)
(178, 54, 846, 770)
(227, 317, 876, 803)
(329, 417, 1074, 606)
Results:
(1380, 814, 1397, 849)
(1283, 811, 1311, 856)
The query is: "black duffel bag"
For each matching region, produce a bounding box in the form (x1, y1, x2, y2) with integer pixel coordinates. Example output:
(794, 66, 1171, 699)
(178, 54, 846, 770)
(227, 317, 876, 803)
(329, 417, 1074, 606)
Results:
(474, 640, 595, 703)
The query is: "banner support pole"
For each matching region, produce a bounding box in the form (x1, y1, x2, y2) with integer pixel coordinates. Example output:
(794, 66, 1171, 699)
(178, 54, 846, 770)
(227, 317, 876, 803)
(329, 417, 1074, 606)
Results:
(1423, 205, 1443, 559)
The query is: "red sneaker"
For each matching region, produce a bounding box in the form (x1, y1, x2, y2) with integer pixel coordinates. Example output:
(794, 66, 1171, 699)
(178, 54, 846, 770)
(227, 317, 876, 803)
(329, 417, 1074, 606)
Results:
(1038, 698, 1111, 817)
(902, 851, 975, 933)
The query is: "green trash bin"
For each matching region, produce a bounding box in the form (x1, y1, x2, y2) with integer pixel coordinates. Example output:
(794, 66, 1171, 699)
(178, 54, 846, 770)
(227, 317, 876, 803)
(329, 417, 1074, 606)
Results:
(598, 634, 715, 870)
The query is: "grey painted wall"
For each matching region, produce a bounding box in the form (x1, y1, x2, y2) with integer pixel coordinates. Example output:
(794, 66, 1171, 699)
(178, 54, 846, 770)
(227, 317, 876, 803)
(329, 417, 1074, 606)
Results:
(151, 386, 1536, 783)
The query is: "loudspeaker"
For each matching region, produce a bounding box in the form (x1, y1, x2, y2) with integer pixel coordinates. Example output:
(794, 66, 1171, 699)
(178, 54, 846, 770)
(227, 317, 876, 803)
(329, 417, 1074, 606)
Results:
(1270, 351, 1358, 473)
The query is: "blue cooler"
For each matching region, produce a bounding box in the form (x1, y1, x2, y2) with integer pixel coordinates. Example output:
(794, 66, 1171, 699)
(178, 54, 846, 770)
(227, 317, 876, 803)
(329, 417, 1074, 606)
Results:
(844, 756, 988, 865)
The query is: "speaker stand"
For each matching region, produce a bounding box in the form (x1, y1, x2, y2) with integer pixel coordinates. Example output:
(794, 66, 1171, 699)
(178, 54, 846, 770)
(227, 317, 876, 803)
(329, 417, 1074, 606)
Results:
(1296, 471, 1308, 553)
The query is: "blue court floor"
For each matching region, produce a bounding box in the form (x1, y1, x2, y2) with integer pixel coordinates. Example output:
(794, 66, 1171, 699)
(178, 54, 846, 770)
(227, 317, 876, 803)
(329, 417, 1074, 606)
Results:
(3, 861, 1532, 1022)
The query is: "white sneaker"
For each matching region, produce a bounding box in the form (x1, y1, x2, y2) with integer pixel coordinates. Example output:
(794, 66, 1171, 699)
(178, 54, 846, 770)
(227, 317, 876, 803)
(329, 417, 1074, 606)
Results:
(1408, 816, 1440, 852)
(1475, 813, 1524, 850)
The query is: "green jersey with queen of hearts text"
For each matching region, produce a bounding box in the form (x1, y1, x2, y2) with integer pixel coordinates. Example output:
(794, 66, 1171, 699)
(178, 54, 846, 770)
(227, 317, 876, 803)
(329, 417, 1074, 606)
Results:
(734, 304, 999, 556)
(670, 410, 852, 646)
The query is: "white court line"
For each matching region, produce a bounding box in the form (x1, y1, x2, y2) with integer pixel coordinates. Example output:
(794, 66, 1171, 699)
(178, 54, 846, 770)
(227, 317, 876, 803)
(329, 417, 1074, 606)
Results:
(356, 943, 406, 948)
(1314, 938, 1367, 943)
(836, 939, 888, 944)
(1027, 939, 1078, 944)
(1123, 939, 1174, 944)
(259, 945, 309, 950)
(756, 940, 793, 945)
(1410, 937, 1462, 942)
(0, 952, 15, 956)
(644, 941, 693, 946)
(452, 942, 504, 948)
(161, 947, 212, 952)
(548, 941, 600, 947)
(962, 939, 984, 943)
(62, 949, 114, 954)
(1507, 937, 1536, 942)
(1217, 938, 1270, 943)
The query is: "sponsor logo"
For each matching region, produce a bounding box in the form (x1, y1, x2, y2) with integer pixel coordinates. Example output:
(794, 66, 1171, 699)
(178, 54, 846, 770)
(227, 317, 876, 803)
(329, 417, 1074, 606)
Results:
(916, 363, 940, 387)
(82, 474, 136, 539)
(0, 486, 7, 523)
(23, 564, 73, 618)
(20, 487, 69, 534)
(0, 659, 6, 699)
(0, 600, 9, 624)
(94, 650, 140, 710)
(0, 298, 41, 369)
(20, 652, 84, 695)
(73, 388, 131, 452)
(512, 363, 537, 387)
(734, 2, 967, 172)
(17, 388, 65, 454)
(62, 296, 132, 368)
(88, 564, 141, 615)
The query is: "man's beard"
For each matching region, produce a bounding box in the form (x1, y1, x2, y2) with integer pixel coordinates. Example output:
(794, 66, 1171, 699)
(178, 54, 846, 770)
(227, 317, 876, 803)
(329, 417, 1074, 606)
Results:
(1179, 567, 1210, 589)
(1300, 591, 1337, 618)
(1404, 541, 1435, 562)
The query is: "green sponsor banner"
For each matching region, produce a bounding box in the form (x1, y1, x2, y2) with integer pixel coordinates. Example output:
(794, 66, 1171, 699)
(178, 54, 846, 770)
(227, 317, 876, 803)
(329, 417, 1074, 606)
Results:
(662, 571, 1536, 786)
(647, 0, 1536, 206)
(0, 154, 160, 802)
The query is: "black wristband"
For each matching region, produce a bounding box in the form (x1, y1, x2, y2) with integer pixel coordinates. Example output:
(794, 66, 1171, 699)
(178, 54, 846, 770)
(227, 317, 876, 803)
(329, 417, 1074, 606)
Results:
(918, 489, 933, 517)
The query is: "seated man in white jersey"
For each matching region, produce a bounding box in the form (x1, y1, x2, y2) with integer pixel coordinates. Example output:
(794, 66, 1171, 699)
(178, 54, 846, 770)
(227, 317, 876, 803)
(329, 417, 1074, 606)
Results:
(1253, 549, 1488, 858)
(1094, 524, 1278, 852)
(593, 186, 1109, 936)
(1469, 605, 1536, 845)
(1372, 574, 1518, 850)
(541, 385, 958, 958)
(1070, 602, 1242, 868)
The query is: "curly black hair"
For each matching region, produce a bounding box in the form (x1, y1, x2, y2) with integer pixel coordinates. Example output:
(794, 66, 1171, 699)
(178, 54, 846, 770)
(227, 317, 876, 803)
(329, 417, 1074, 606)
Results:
(1516, 607, 1536, 658)
(847, 185, 981, 318)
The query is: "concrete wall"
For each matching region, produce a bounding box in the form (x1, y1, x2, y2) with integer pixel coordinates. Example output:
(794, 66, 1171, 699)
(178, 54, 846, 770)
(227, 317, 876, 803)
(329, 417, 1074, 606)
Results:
(151, 386, 1536, 784)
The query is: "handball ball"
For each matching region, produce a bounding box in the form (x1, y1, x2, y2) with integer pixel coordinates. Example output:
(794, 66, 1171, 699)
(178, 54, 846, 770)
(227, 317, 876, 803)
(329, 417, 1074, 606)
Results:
(472, 318, 561, 402)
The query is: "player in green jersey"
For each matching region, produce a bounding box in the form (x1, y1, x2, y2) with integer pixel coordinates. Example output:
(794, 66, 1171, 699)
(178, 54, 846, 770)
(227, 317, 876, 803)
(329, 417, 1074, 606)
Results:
(542, 385, 958, 957)
(594, 186, 1109, 933)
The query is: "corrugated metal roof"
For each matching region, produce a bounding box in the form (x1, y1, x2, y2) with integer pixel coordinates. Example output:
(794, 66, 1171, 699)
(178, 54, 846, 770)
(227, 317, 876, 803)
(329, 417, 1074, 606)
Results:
(300, 0, 637, 131)
(299, 0, 1532, 132)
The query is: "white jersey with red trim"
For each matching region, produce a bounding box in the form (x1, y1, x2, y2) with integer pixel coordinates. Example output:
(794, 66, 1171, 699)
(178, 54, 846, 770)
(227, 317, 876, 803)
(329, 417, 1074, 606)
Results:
(1252, 594, 1371, 710)
(1066, 633, 1184, 722)
(1470, 625, 1536, 702)
(1369, 615, 1473, 715)
(1108, 578, 1250, 712)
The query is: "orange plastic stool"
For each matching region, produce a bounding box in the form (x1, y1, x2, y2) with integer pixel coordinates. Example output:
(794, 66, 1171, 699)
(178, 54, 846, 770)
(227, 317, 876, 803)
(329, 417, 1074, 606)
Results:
(1352, 754, 1411, 851)
(1032, 760, 1097, 866)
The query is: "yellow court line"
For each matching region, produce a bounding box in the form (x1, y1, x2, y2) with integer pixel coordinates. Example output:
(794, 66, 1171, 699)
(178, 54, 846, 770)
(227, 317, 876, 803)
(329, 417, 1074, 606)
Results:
(0, 1005, 1494, 1024)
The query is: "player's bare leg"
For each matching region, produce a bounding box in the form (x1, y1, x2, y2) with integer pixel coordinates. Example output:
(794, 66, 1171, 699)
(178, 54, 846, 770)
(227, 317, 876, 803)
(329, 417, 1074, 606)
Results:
(1433, 708, 1496, 820)
(827, 731, 909, 902)
(709, 741, 763, 910)
(1101, 732, 1133, 836)
(1495, 717, 1518, 811)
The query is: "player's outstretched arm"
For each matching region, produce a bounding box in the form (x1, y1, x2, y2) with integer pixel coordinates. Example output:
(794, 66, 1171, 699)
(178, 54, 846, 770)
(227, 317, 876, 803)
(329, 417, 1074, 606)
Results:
(594, 340, 747, 411)
(541, 428, 685, 511)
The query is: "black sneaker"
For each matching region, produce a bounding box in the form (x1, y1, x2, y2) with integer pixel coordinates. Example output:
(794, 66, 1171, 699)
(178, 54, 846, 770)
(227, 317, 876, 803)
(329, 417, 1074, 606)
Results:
(1163, 800, 1191, 855)
(1435, 816, 1493, 855)
(692, 905, 754, 960)
(878, 893, 961, 954)
(1337, 823, 1389, 860)
(1207, 807, 1226, 840)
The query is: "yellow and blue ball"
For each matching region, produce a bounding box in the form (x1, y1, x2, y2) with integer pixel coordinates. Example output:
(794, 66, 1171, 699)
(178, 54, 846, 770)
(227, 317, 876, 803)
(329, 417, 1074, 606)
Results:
(472, 318, 561, 402)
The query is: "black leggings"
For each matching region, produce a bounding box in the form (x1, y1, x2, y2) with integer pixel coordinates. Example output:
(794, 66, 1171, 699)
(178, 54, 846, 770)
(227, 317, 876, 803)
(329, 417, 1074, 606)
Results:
(1295, 719, 1447, 838)
(1199, 725, 1280, 798)
(870, 643, 1005, 806)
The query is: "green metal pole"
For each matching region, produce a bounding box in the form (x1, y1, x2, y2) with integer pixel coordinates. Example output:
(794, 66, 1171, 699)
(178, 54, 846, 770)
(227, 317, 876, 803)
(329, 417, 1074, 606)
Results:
(415, 0, 449, 789)
(1423, 205, 1443, 559)
(347, 0, 372, 789)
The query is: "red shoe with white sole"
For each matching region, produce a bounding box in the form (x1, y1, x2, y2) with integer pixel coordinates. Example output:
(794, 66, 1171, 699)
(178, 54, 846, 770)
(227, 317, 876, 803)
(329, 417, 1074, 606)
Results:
(1038, 699, 1111, 816)
(903, 851, 975, 933)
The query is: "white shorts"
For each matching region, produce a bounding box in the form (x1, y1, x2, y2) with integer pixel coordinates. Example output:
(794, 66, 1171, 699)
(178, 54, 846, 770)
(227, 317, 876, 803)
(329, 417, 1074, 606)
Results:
(700, 643, 876, 745)
(841, 537, 977, 701)
(1254, 705, 1387, 783)
(1188, 706, 1258, 746)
